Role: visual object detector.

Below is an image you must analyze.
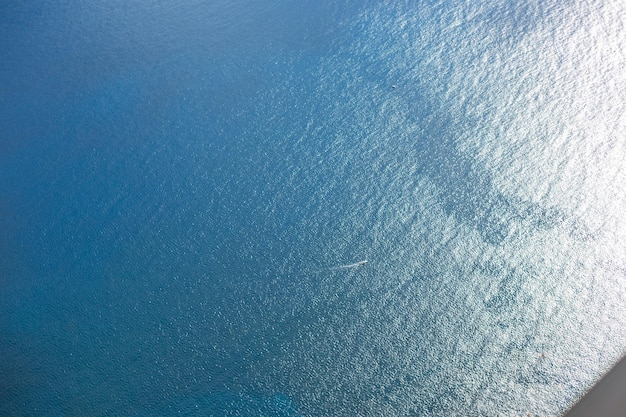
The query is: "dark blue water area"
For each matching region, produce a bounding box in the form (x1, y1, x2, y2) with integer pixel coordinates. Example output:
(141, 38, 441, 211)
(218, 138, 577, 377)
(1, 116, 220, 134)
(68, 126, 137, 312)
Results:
(3, 0, 626, 415)
(1, 1, 372, 414)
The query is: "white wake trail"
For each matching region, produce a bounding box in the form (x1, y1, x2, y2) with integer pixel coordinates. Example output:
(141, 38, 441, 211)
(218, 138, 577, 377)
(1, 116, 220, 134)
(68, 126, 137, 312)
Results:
(336, 260, 368, 269)
(313, 260, 368, 273)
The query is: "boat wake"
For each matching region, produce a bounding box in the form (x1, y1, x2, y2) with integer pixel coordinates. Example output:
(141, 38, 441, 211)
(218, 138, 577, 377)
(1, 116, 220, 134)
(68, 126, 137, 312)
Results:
(335, 260, 368, 269)
(314, 260, 368, 273)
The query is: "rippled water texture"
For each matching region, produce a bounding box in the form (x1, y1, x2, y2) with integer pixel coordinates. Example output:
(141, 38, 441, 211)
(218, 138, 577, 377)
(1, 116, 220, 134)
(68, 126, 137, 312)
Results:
(1, 0, 625, 415)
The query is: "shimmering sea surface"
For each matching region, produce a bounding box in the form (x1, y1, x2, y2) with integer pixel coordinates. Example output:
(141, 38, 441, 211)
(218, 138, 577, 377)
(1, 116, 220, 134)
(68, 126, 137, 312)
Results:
(1, 1, 626, 415)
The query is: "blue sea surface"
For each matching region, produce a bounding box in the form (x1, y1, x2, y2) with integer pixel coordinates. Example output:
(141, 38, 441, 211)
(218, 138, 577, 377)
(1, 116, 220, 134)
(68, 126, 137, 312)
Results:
(2, 0, 626, 415)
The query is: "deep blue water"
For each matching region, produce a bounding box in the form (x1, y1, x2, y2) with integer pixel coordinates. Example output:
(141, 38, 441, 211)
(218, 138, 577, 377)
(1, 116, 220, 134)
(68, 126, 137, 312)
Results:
(2, 1, 626, 415)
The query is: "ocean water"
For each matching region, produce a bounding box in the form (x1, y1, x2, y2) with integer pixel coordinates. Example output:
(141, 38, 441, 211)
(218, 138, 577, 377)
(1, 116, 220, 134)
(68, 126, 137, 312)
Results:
(1, 0, 626, 415)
